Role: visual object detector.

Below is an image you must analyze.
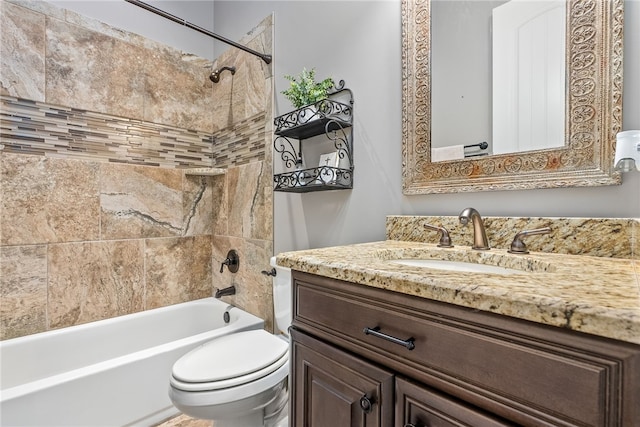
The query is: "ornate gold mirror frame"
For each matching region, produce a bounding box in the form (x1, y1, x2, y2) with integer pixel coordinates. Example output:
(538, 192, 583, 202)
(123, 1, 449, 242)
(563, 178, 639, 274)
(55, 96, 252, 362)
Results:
(401, 0, 623, 194)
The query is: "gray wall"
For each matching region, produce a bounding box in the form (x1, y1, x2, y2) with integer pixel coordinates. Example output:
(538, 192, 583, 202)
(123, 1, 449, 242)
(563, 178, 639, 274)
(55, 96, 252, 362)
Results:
(213, 0, 640, 254)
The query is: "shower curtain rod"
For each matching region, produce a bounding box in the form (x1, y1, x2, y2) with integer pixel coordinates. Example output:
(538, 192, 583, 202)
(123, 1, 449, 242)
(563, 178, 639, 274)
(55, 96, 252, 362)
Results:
(124, 0, 272, 64)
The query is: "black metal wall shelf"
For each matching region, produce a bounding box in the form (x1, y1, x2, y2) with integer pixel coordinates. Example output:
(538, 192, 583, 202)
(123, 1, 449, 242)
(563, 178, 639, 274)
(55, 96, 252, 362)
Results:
(273, 80, 354, 193)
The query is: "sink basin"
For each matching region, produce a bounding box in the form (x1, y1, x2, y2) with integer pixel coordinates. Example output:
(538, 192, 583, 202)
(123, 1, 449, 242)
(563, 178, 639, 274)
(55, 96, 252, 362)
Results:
(389, 259, 527, 275)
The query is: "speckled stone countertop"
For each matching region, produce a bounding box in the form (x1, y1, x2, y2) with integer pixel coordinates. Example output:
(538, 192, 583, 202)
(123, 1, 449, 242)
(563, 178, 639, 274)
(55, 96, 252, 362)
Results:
(276, 240, 640, 345)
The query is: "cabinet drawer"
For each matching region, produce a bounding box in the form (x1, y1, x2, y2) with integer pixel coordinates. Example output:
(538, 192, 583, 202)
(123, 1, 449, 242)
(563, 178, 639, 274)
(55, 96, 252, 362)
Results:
(292, 271, 640, 427)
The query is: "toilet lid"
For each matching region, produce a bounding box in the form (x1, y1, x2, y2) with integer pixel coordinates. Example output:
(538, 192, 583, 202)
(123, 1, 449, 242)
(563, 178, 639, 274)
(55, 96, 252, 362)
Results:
(172, 329, 289, 384)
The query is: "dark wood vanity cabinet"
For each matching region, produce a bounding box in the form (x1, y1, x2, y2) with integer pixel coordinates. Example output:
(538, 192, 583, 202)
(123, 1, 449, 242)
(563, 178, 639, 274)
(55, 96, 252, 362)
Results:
(290, 271, 640, 427)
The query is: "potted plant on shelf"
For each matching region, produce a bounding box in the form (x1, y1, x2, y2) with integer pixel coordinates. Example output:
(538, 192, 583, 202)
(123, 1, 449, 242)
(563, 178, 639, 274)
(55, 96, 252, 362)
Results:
(282, 68, 334, 122)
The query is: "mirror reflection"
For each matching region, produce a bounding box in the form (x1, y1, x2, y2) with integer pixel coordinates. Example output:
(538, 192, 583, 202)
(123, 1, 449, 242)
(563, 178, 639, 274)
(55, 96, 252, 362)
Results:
(431, 0, 566, 162)
(401, 0, 622, 194)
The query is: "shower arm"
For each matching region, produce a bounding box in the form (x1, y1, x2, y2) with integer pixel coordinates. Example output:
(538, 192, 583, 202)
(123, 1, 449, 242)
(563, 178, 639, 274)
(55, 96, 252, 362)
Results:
(124, 0, 272, 64)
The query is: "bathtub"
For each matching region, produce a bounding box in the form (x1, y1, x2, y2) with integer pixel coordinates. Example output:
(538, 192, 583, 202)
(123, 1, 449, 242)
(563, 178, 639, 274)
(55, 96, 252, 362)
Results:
(0, 298, 264, 427)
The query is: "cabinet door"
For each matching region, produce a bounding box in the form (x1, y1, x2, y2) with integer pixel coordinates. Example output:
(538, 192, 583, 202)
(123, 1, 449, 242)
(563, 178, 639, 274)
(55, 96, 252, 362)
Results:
(290, 328, 394, 427)
(396, 377, 517, 427)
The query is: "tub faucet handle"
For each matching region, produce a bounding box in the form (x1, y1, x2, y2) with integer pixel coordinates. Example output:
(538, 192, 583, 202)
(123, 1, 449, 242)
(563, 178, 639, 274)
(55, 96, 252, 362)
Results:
(220, 249, 239, 273)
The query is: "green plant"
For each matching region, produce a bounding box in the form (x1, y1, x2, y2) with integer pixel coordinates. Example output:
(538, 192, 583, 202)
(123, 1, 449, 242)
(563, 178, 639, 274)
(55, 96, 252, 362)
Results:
(281, 68, 334, 109)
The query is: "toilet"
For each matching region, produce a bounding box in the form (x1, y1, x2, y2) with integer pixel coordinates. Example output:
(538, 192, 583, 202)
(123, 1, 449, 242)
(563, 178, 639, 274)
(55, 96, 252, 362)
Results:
(169, 257, 291, 427)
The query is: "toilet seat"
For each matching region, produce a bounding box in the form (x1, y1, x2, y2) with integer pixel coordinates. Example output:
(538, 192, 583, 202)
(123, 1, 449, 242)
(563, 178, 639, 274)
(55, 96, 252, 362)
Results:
(171, 329, 289, 392)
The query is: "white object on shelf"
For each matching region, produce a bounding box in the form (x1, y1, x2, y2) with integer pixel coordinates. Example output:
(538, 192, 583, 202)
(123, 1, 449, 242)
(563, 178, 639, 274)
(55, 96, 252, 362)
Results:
(316, 152, 340, 184)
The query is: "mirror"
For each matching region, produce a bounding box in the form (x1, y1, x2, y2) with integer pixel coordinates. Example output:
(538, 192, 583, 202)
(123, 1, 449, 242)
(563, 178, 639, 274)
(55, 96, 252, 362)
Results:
(431, 0, 566, 158)
(401, 0, 623, 194)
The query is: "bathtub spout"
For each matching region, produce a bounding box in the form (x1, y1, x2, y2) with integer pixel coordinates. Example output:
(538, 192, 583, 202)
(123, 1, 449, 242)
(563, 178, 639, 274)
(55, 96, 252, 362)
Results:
(215, 285, 236, 298)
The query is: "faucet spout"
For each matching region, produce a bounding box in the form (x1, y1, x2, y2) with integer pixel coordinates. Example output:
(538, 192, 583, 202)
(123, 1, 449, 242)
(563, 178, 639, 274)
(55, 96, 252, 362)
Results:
(215, 285, 236, 298)
(458, 207, 490, 250)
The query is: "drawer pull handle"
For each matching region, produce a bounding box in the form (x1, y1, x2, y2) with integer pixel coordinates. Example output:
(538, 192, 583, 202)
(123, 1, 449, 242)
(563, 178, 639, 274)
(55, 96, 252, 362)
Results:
(363, 326, 415, 350)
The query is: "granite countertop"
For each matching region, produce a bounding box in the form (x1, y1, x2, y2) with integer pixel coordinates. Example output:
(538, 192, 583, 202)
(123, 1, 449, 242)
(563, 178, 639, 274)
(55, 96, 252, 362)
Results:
(277, 240, 640, 345)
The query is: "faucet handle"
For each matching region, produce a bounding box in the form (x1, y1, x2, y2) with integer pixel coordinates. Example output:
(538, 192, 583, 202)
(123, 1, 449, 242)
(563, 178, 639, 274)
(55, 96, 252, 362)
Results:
(220, 249, 239, 273)
(508, 227, 552, 254)
(423, 223, 453, 248)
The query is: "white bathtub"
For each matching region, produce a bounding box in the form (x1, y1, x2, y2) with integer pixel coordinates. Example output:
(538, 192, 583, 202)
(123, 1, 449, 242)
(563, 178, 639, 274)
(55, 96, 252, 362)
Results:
(0, 298, 264, 427)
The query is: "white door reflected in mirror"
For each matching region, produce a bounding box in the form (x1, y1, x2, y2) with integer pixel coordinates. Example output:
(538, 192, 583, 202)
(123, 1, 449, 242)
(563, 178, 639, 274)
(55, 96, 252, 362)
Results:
(492, 0, 566, 155)
(430, 0, 566, 161)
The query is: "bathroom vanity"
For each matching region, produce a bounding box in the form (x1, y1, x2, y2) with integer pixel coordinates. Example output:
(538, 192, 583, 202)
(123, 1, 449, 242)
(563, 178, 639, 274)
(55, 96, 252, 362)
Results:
(279, 221, 640, 427)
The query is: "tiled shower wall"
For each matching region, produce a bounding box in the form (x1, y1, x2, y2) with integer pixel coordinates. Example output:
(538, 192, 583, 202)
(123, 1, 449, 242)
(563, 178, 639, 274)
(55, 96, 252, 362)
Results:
(0, 0, 274, 340)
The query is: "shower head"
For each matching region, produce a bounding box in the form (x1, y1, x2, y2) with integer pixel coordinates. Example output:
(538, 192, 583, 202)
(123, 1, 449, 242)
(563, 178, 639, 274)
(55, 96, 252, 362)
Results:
(210, 66, 236, 83)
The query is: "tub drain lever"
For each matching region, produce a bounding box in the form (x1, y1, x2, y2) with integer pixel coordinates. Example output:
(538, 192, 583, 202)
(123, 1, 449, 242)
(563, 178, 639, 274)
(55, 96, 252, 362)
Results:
(223, 305, 234, 324)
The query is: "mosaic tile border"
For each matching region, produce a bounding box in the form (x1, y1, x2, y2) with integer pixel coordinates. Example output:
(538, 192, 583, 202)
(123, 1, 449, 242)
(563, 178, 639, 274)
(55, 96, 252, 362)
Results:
(1, 96, 268, 169)
(0, 96, 214, 168)
(213, 112, 267, 168)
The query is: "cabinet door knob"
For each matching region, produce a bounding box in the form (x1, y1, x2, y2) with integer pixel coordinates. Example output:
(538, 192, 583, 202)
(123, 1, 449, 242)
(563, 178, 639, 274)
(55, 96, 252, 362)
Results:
(359, 394, 374, 413)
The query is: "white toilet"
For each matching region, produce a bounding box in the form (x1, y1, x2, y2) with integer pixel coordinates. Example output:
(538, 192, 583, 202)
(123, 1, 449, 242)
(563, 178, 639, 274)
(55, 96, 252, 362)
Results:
(169, 257, 291, 427)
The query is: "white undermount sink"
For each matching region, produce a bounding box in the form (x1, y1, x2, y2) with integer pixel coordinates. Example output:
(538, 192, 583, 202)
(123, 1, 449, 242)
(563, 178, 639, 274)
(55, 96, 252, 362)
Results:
(389, 259, 527, 275)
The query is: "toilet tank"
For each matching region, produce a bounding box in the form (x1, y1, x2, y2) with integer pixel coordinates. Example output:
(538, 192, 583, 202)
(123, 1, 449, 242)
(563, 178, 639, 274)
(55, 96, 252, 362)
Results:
(270, 256, 292, 336)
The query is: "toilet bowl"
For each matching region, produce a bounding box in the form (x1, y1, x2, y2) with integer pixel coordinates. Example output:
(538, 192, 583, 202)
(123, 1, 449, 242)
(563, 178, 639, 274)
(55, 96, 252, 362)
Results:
(169, 257, 291, 427)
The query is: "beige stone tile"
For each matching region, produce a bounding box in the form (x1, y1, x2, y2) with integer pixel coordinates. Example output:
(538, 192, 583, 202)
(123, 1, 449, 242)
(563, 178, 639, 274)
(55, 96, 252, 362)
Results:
(154, 414, 211, 427)
(100, 163, 183, 239)
(0, 153, 100, 245)
(0, 245, 48, 340)
(263, 76, 275, 167)
(0, 1, 46, 100)
(212, 236, 273, 332)
(145, 236, 213, 309)
(210, 66, 234, 132)
(226, 161, 272, 240)
(47, 240, 145, 329)
(211, 14, 273, 133)
(633, 219, 639, 261)
(211, 174, 229, 236)
(45, 16, 146, 120)
(183, 175, 213, 236)
(141, 48, 213, 133)
(4, 0, 65, 21)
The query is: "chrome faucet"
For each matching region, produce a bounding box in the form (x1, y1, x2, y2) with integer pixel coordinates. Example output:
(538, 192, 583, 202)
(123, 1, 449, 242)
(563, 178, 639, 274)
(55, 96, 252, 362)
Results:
(458, 207, 490, 250)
